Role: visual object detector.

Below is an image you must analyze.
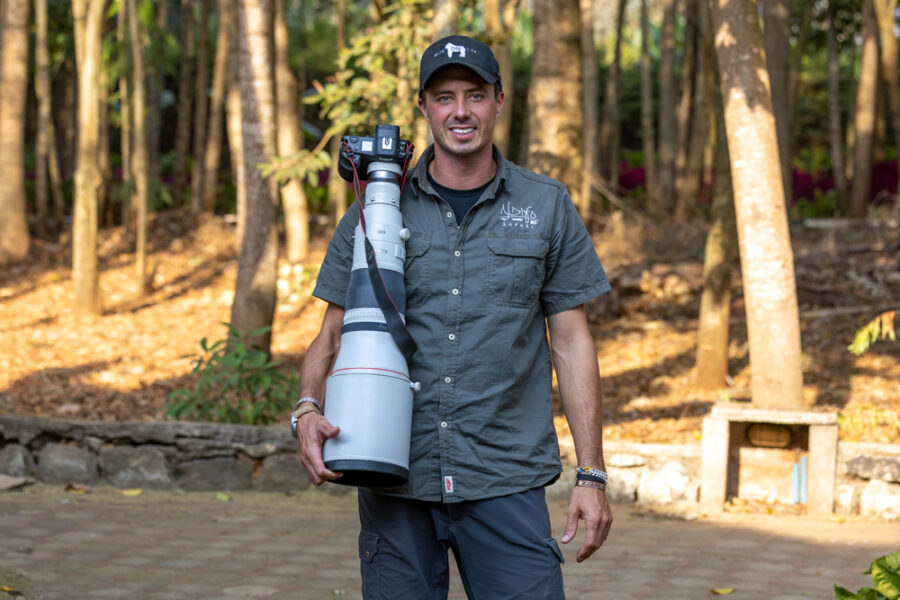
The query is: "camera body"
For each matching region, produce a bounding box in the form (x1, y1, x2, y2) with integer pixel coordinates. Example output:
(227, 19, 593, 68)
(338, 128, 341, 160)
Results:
(338, 124, 412, 182)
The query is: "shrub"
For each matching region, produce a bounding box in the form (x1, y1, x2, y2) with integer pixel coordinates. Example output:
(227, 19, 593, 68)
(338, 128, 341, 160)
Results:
(165, 324, 297, 425)
(834, 551, 900, 600)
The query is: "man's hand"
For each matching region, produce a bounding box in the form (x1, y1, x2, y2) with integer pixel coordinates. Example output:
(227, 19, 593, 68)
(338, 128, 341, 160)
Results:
(560, 486, 613, 562)
(295, 411, 342, 486)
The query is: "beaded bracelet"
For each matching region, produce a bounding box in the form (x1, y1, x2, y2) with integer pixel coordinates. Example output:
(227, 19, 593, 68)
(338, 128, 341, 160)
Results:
(576, 466, 608, 484)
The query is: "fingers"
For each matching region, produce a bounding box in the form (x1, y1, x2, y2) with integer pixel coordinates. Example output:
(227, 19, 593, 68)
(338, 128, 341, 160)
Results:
(560, 502, 580, 545)
(296, 414, 343, 486)
(564, 487, 613, 563)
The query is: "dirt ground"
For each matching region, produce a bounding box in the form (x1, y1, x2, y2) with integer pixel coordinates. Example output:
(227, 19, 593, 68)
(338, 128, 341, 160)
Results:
(1, 209, 898, 444)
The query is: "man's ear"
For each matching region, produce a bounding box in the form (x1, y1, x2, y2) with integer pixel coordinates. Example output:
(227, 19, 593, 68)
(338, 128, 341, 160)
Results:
(417, 96, 428, 122)
(496, 90, 505, 118)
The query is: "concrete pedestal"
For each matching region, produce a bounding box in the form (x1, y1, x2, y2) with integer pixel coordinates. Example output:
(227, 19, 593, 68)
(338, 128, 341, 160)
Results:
(700, 405, 838, 515)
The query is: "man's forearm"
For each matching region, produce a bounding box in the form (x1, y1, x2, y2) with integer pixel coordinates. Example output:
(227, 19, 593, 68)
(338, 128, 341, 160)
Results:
(299, 303, 344, 402)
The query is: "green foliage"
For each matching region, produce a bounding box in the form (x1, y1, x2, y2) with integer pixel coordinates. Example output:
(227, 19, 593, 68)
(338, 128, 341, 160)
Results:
(848, 311, 897, 356)
(834, 551, 900, 600)
(791, 189, 838, 219)
(165, 324, 297, 426)
(263, 0, 433, 185)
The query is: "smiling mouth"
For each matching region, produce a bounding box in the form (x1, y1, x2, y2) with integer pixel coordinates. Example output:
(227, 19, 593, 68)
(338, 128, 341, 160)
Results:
(450, 127, 475, 135)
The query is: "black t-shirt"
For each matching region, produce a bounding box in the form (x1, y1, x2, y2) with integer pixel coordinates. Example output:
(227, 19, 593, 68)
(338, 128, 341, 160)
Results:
(427, 173, 491, 226)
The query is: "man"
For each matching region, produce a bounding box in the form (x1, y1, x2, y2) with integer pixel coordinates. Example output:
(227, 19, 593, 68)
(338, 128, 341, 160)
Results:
(295, 34, 612, 599)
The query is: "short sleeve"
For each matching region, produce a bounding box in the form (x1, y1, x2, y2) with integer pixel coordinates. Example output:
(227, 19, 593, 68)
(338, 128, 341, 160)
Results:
(312, 204, 359, 307)
(539, 189, 611, 315)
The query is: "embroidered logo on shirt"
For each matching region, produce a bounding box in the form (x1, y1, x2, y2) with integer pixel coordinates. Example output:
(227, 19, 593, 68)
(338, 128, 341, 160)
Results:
(499, 202, 538, 229)
(443, 475, 455, 493)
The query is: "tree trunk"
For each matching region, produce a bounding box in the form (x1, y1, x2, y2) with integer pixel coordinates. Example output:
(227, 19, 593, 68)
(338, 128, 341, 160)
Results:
(485, 0, 515, 156)
(191, 0, 211, 211)
(72, 0, 106, 314)
(118, 4, 133, 229)
(432, 0, 458, 38)
(202, 0, 231, 212)
(128, 0, 152, 295)
(230, 0, 279, 355)
(599, 0, 627, 189)
(711, 0, 804, 410)
(695, 0, 737, 390)
(226, 0, 246, 242)
(640, 0, 658, 211)
(274, 0, 310, 262)
(873, 0, 900, 198)
(173, 0, 196, 206)
(329, 0, 348, 224)
(674, 0, 697, 206)
(826, 9, 847, 211)
(527, 0, 583, 208)
(35, 0, 52, 239)
(0, 0, 31, 265)
(849, 0, 878, 217)
(762, 0, 793, 202)
(578, 0, 598, 216)
(675, 0, 709, 221)
(657, 0, 678, 214)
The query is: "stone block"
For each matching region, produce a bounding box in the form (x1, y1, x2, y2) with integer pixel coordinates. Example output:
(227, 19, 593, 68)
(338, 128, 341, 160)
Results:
(608, 453, 647, 468)
(253, 454, 310, 492)
(36, 443, 99, 485)
(174, 456, 254, 491)
(700, 417, 730, 513)
(638, 460, 698, 505)
(0, 444, 35, 477)
(845, 456, 900, 483)
(860, 479, 900, 520)
(607, 466, 639, 503)
(99, 446, 174, 489)
(834, 483, 860, 515)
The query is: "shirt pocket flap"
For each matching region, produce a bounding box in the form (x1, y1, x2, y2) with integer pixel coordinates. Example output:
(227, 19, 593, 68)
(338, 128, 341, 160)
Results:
(405, 234, 431, 258)
(358, 532, 380, 564)
(488, 237, 548, 259)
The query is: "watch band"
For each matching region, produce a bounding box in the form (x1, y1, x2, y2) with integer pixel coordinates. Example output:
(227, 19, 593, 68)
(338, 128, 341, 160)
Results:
(290, 399, 323, 438)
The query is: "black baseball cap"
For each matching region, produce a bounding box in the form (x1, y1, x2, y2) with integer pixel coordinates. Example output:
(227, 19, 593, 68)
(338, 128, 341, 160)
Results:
(419, 35, 502, 95)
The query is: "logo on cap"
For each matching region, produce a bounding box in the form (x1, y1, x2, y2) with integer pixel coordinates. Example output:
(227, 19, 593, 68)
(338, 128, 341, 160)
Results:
(444, 42, 467, 58)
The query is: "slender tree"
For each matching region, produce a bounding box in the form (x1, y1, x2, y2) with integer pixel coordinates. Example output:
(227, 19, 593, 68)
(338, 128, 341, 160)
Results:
(432, 0, 458, 38)
(173, 0, 196, 206)
(848, 0, 879, 217)
(640, 0, 659, 210)
(226, 0, 246, 243)
(485, 0, 516, 156)
(599, 0, 627, 189)
(202, 0, 231, 212)
(579, 0, 598, 216)
(527, 0, 583, 208)
(711, 0, 804, 410)
(72, 0, 107, 313)
(118, 3, 133, 228)
(329, 0, 348, 224)
(35, 0, 53, 239)
(191, 0, 211, 211)
(230, 0, 279, 355)
(873, 0, 900, 198)
(657, 0, 678, 214)
(128, 0, 151, 294)
(674, 0, 697, 206)
(274, 0, 310, 262)
(762, 0, 793, 202)
(826, 7, 847, 209)
(0, 0, 31, 265)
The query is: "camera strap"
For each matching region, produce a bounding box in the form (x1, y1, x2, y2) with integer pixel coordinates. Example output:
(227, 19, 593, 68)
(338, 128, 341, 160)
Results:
(362, 236, 418, 365)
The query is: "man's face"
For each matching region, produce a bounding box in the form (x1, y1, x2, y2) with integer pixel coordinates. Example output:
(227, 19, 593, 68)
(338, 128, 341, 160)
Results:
(418, 66, 504, 160)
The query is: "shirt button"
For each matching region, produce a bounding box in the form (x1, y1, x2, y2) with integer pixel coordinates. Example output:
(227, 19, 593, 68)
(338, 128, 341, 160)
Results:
(448, 333, 456, 341)
(452, 288, 459, 295)
(454, 250, 461, 257)
(446, 211, 453, 219)
(440, 421, 448, 428)
(444, 377, 452, 384)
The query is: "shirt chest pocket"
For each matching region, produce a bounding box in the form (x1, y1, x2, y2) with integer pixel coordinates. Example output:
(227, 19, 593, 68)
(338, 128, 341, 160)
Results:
(403, 233, 432, 308)
(486, 237, 549, 309)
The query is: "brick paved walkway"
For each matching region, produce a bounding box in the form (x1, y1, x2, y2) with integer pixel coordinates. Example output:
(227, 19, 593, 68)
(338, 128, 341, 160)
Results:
(1, 484, 897, 599)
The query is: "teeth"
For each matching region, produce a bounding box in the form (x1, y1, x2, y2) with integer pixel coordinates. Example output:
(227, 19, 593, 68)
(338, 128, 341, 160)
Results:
(451, 127, 474, 134)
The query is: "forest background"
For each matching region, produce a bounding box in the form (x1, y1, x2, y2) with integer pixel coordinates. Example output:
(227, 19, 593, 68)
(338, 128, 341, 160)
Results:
(0, 0, 897, 444)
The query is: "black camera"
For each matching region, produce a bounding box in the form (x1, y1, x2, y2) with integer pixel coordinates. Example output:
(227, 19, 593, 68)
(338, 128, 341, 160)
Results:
(338, 124, 412, 182)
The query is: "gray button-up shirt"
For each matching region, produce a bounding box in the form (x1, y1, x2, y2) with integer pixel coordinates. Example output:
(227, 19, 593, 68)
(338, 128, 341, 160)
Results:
(313, 145, 610, 502)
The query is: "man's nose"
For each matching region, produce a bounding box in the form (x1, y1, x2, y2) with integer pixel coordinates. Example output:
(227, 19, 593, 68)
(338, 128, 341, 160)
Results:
(453, 99, 470, 117)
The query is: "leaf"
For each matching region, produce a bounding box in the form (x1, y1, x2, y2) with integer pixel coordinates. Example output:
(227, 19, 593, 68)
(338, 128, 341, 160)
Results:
(834, 585, 859, 600)
(216, 492, 231, 502)
(711, 588, 736, 595)
(871, 561, 900, 599)
(119, 489, 143, 496)
(65, 483, 91, 493)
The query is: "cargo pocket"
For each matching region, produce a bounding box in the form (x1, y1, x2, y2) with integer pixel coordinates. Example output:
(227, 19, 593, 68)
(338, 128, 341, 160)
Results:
(403, 233, 432, 308)
(542, 538, 566, 600)
(359, 532, 380, 598)
(486, 236, 548, 308)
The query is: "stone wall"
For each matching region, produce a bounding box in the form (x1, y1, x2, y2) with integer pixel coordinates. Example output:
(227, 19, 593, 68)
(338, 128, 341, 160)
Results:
(1, 416, 898, 518)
